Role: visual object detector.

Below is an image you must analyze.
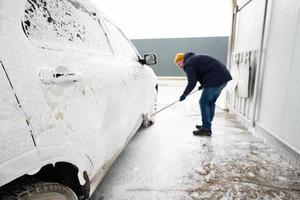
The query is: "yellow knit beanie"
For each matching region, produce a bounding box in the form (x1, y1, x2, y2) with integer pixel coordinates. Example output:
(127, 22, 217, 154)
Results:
(174, 53, 184, 64)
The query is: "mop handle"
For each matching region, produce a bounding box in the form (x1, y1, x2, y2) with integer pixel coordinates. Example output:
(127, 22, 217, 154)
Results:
(150, 89, 199, 117)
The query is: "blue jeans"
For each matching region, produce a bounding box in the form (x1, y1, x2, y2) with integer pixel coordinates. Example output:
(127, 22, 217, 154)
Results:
(199, 83, 226, 130)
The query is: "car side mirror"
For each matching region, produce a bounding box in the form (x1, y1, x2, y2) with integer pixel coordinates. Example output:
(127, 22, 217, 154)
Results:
(139, 53, 157, 65)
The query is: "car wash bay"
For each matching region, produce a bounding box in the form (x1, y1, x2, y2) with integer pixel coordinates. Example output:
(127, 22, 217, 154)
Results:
(90, 80, 300, 200)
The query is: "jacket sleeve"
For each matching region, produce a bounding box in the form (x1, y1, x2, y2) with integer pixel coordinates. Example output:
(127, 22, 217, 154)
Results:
(183, 66, 197, 96)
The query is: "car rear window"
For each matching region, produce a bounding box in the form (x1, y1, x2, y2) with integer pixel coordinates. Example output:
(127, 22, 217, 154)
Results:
(23, 0, 112, 54)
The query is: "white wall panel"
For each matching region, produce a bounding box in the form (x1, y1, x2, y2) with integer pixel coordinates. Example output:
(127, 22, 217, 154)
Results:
(235, 0, 266, 52)
(282, 22, 300, 152)
(258, 0, 300, 152)
(228, 0, 266, 122)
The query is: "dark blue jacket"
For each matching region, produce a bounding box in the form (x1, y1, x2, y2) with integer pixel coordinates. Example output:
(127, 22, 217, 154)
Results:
(182, 53, 232, 96)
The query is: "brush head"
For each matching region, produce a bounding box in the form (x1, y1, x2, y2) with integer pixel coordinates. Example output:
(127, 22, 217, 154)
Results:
(142, 113, 154, 127)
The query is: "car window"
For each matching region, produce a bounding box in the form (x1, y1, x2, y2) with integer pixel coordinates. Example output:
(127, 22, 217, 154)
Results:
(103, 19, 138, 60)
(23, 0, 112, 54)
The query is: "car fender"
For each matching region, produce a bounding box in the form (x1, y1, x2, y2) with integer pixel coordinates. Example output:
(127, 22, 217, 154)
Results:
(0, 145, 94, 187)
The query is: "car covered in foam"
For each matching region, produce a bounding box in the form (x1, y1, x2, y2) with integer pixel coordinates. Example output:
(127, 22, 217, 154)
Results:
(0, 0, 157, 199)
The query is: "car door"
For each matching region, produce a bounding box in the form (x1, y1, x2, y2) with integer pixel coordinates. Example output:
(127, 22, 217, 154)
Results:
(0, 61, 37, 186)
(103, 19, 158, 138)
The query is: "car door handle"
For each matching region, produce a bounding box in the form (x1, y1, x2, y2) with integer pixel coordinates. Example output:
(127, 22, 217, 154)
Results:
(39, 67, 82, 84)
(54, 72, 75, 78)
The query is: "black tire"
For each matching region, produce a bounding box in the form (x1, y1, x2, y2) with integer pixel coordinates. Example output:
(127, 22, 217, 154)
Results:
(4, 182, 78, 200)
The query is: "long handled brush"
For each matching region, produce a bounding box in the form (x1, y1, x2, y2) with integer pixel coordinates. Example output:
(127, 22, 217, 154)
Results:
(143, 89, 200, 127)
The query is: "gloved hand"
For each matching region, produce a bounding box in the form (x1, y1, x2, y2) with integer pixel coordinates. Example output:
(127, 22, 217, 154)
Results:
(198, 85, 203, 90)
(179, 94, 186, 101)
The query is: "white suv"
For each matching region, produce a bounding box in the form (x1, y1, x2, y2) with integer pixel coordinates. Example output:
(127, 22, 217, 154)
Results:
(0, 0, 157, 199)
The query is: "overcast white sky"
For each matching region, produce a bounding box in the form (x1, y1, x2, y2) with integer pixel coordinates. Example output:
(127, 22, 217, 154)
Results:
(89, 0, 232, 39)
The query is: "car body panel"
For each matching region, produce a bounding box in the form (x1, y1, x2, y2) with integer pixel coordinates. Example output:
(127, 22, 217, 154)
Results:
(0, 62, 38, 186)
(0, 145, 93, 186)
(0, 0, 157, 195)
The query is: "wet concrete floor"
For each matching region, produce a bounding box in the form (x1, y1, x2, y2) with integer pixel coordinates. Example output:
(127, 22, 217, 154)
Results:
(90, 80, 300, 200)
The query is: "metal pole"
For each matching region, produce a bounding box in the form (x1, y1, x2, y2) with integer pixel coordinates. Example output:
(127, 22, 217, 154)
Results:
(252, 0, 269, 125)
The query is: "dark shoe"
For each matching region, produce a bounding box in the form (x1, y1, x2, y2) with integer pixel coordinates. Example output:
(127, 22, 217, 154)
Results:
(193, 128, 212, 136)
(195, 125, 202, 129)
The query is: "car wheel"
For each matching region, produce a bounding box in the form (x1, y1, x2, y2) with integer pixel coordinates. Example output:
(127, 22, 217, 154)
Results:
(4, 182, 78, 200)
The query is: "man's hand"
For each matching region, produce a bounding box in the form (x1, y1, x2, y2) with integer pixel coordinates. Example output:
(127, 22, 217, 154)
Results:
(179, 94, 186, 101)
(198, 85, 203, 90)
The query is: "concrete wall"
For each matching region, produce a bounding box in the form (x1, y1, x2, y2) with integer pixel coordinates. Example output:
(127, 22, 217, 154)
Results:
(132, 37, 228, 77)
(228, 0, 300, 169)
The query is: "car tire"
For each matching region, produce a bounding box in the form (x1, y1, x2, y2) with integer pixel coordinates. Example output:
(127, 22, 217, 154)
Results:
(3, 182, 78, 200)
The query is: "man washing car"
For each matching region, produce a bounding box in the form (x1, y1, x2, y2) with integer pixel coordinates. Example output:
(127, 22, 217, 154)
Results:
(174, 52, 232, 136)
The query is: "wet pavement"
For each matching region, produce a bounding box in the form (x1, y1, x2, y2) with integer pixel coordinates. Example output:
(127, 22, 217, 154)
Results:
(90, 80, 300, 200)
